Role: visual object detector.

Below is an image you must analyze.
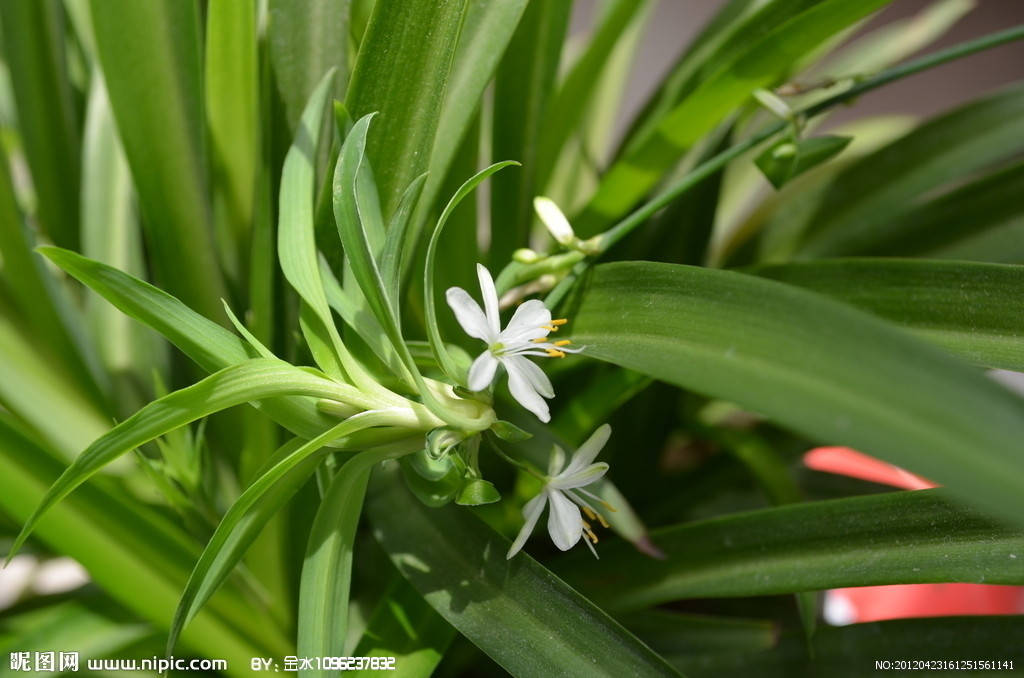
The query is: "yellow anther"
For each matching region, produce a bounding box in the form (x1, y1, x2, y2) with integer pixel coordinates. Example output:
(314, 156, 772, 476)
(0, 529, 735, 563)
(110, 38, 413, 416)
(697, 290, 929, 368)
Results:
(584, 505, 611, 529)
(541, 318, 568, 332)
(545, 348, 566, 358)
(584, 527, 599, 544)
(553, 340, 572, 347)
(532, 337, 548, 343)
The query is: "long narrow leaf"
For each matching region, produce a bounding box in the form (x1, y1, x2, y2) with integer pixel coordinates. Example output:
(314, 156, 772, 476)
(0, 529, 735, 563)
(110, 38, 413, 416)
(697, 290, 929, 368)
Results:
(679, 616, 1023, 677)
(0, 0, 81, 250)
(8, 359, 395, 560)
(89, 0, 226, 321)
(558, 489, 1024, 613)
(570, 262, 1024, 521)
(268, 0, 348, 136)
(297, 447, 401, 670)
(414, 0, 528, 229)
(367, 468, 683, 677)
(752, 258, 1024, 372)
(488, 0, 572, 266)
(167, 412, 419, 655)
(206, 0, 258, 283)
(575, 0, 891, 236)
(345, 0, 470, 217)
(40, 247, 356, 442)
(0, 418, 278, 667)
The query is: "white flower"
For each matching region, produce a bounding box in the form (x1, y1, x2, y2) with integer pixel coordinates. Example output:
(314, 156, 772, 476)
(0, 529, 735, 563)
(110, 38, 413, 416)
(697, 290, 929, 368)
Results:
(506, 424, 614, 559)
(446, 264, 580, 422)
(534, 196, 575, 246)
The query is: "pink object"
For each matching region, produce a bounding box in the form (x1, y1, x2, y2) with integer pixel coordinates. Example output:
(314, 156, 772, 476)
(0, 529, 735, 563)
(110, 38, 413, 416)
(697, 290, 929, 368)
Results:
(803, 447, 1024, 624)
(804, 446, 935, 490)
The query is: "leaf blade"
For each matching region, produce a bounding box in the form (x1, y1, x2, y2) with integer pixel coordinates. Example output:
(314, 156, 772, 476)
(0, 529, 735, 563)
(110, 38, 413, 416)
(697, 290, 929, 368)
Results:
(570, 262, 1024, 521)
(367, 468, 683, 677)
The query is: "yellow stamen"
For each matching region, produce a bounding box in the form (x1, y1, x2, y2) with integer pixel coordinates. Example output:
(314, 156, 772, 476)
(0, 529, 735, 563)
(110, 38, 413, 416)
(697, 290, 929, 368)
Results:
(599, 500, 618, 513)
(584, 526, 599, 544)
(532, 337, 547, 343)
(584, 505, 611, 529)
(545, 348, 566, 358)
(541, 318, 569, 332)
(553, 340, 572, 347)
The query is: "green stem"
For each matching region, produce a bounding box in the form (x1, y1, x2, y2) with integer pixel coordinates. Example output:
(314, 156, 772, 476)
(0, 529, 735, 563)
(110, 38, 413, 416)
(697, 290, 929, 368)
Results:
(597, 23, 1024, 253)
(486, 433, 544, 480)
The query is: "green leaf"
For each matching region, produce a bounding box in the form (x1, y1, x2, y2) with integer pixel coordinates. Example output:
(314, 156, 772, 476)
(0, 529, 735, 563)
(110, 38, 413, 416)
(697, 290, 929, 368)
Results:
(206, 0, 258, 283)
(488, 0, 572, 266)
(89, 0, 226, 322)
(278, 69, 349, 381)
(345, 0, 470, 217)
(677, 616, 1024, 677)
(320, 257, 405, 377)
(415, 0, 528, 231)
(0, 416, 279, 665)
(168, 411, 415, 655)
(297, 447, 398, 670)
(333, 113, 406, 366)
(8, 359, 386, 560)
(787, 84, 1024, 258)
(0, 596, 156, 663)
(0, 0, 81, 250)
(558, 489, 1024, 612)
(0, 317, 110, 459)
(535, 0, 654, 191)
(268, 0, 348, 135)
(806, 0, 975, 89)
(81, 70, 157, 411)
(41, 247, 250, 372)
(569, 262, 1024, 521)
(367, 468, 683, 677)
(352, 577, 456, 676)
(862, 159, 1024, 257)
(752, 258, 1024, 373)
(621, 611, 777, 661)
(618, 0, 823, 161)
(755, 135, 851, 189)
(423, 161, 519, 383)
(381, 172, 428, 309)
(575, 0, 891, 236)
(0, 145, 105, 406)
(40, 247, 351, 443)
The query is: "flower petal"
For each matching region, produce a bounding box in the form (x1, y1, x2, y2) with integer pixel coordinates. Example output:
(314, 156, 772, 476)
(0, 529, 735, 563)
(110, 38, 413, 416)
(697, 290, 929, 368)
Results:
(504, 355, 553, 422)
(446, 287, 493, 342)
(546, 489, 583, 550)
(534, 196, 575, 245)
(550, 462, 608, 490)
(506, 354, 553, 398)
(503, 299, 551, 342)
(547, 445, 566, 477)
(467, 352, 499, 392)
(506, 492, 547, 559)
(476, 264, 501, 337)
(560, 424, 612, 477)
